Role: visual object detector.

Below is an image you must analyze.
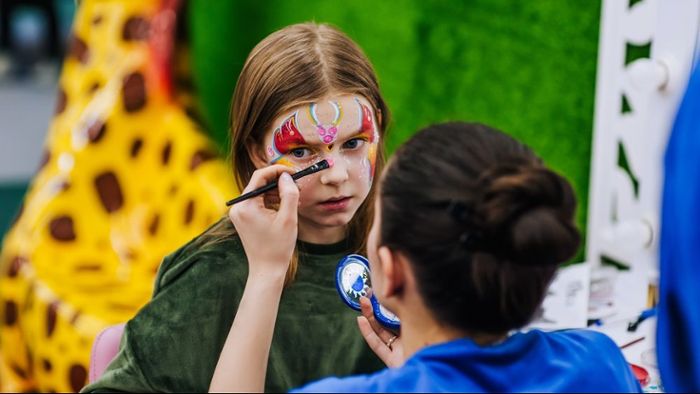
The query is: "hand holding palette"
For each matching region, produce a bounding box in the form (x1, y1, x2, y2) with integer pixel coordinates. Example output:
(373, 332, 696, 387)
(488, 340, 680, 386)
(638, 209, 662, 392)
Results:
(335, 254, 401, 330)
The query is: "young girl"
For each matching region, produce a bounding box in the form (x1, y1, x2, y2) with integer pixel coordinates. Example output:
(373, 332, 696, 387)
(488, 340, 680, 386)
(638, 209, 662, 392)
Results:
(83, 23, 389, 392)
(211, 122, 642, 392)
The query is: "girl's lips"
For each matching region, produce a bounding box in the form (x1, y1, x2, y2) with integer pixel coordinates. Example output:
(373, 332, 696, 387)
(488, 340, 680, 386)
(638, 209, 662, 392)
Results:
(318, 197, 351, 211)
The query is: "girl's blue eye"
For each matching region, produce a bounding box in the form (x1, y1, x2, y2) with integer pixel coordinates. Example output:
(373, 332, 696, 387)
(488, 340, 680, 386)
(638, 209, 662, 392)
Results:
(290, 148, 311, 158)
(343, 138, 365, 150)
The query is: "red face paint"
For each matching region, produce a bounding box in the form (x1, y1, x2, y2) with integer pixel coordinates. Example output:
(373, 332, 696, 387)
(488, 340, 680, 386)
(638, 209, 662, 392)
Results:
(358, 103, 376, 143)
(273, 113, 307, 155)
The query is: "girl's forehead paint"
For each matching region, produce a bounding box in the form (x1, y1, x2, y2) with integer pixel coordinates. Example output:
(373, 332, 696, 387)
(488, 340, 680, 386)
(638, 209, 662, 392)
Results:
(355, 98, 377, 143)
(309, 101, 343, 145)
(273, 112, 306, 154)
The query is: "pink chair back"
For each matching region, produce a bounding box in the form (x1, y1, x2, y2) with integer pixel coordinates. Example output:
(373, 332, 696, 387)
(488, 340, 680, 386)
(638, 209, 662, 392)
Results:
(89, 323, 126, 383)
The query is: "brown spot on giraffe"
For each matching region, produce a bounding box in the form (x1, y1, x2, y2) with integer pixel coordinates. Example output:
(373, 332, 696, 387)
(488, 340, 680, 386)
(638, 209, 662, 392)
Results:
(4, 300, 18, 325)
(184, 199, 195, 225)
(46, 302, 59, 337)
(122, 72, 147, 113)
(130, 138, 144, 158)
(94, 171, 124, 213)
(162, 141, 173, 165)
(38, 150, 50, 171)
(148, 214, 160, 236)
(92, 15, 103, 25)
(69, 364, 87, 392)
(69, 35, 89, 64)
(49, 216, 76, 242)
(87, 120, 107, 143)
(57, 181, 71, 193)
(125, 250, 138, 261)
(123, 16, 150, 41)
(70, 311, 81, 325)
(88, 81, 101, 94)
(7, 256, 26, 278)
(75, 263, 102, 272)
(10, 363, 27, 379)
(190, 149, 217, 170)
(55, 89, 67, 114)
(42, 359, 52, 372)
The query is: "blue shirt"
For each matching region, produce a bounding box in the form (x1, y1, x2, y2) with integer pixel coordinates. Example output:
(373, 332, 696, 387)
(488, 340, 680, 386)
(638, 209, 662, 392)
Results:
(292, 329, 641, 393)
(658, 63, 700, 392)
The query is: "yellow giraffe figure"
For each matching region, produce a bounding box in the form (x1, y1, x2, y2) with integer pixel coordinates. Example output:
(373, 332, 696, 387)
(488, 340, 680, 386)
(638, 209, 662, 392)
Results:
(0, 0, 236, 391)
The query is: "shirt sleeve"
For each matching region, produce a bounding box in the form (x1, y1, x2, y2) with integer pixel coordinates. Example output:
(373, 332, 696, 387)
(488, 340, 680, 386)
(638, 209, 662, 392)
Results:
(658, 62, 700, 393)
(81, 246, 245, 392)
(577, 330, 642, 393)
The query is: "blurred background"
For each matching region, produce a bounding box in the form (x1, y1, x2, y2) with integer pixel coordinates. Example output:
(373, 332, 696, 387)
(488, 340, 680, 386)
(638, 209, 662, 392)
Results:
(0, 0, 75, 236)
(0, 0, 601, 249)
(9, 0, 680, 391)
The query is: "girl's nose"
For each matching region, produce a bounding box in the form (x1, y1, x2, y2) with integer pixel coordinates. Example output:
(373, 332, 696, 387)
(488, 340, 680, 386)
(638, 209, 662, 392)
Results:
(320, 153, 348, 185)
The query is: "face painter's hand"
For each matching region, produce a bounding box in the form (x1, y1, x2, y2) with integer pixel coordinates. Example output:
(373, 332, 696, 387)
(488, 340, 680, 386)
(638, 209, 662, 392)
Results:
(357, 296, 404, 368)
(229, 165, 299, 281)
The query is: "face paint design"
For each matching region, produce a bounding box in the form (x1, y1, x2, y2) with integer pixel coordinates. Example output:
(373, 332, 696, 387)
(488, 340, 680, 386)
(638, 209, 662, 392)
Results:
(355, 98, 379, 183)
(267, 112, 308, 168)
(309, 101, 343, 144)
(273, 112, 306, 154)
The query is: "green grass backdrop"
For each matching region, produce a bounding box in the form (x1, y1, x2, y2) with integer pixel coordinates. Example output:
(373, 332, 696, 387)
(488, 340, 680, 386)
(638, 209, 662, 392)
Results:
(189, 0, 602, 261)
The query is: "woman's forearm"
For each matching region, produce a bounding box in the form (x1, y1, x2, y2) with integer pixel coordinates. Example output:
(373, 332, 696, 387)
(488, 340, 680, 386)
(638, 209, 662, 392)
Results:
(209, 270, 286, 393)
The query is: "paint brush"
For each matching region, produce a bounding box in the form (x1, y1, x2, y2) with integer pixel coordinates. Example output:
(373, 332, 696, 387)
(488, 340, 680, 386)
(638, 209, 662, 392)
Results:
(620, 336, 646, 350)
(225, 160, 330, 206)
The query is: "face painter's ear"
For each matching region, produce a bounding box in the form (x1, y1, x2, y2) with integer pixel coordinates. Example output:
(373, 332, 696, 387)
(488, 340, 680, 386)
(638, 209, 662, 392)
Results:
(247, 141, 269, 169)
(378, 246, 405, 299)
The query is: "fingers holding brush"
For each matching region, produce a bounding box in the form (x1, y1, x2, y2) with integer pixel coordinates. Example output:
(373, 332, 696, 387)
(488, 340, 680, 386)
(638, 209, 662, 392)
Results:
(229, 166, 300, 279)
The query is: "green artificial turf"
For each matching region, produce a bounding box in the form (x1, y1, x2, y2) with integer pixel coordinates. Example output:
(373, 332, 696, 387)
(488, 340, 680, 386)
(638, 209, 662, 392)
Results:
(189, 0, 602, 262)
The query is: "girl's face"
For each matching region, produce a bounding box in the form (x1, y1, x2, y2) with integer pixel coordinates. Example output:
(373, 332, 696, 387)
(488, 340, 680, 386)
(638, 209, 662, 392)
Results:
(259, 94, 380, 234)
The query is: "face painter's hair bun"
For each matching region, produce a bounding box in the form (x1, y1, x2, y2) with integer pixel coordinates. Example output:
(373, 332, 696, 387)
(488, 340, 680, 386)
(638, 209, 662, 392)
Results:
(474, 163, 580, 267)
(379, 122, 580, 334)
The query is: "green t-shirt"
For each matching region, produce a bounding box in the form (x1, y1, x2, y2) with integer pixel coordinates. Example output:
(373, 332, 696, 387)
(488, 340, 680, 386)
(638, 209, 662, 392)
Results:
(82, 219, 383, 392)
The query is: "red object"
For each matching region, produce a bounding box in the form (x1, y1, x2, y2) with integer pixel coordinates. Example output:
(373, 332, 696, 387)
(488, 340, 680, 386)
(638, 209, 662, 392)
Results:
(149, 0, 181, 98)
(274, 114, 306, 154)
(629, 363, 650, 387)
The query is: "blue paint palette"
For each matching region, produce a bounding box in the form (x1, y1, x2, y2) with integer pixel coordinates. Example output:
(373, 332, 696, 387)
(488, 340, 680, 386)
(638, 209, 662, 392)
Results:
(371, 296, 401, 331)
(335, 254, 371, 310)
(335, 254, 401, 330)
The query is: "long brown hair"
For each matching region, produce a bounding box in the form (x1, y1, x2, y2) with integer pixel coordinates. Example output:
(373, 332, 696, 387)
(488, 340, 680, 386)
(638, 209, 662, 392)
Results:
(211, 22, 389, 283)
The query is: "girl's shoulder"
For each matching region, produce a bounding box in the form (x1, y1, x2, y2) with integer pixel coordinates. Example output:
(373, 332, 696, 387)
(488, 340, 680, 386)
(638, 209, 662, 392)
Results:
(154, 217, 246, 292)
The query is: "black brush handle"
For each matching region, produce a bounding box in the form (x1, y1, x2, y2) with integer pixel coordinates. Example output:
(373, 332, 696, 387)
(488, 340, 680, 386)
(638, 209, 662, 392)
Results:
(225, 160, 330, 206)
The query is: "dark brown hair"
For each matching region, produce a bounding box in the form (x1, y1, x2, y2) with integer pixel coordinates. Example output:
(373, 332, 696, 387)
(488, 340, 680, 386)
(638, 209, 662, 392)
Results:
(379, 122, 580, 334)
(210, 22, 389, 283)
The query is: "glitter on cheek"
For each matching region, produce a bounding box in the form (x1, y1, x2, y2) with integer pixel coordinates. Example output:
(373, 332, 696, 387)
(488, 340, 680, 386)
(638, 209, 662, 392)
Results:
(342, 153, 365, 183)
(266, 146, 275, 158)
(295, 175, 315, 189)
